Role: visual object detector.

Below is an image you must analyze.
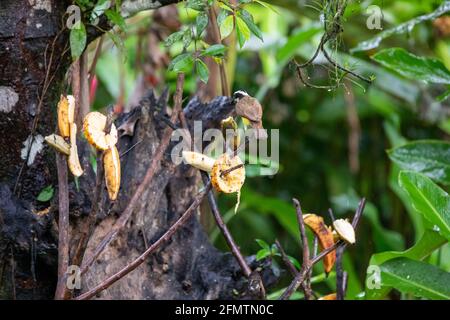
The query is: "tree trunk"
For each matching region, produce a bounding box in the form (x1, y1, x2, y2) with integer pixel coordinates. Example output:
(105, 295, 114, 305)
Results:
(0, 0, 273, 300)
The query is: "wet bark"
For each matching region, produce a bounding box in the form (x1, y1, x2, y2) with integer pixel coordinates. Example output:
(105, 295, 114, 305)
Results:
(0, 1, 274, 300)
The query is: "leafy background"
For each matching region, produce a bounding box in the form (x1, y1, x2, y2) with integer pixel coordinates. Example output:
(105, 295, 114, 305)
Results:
(76, 0, 450, 299)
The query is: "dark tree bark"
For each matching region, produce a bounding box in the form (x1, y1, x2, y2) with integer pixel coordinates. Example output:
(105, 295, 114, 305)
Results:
(0, 0, 273, 300)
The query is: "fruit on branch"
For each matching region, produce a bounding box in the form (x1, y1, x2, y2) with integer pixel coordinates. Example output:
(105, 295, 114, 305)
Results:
(44, 134, 70, 156)
(68, 123, 84, 177)
(319, 293, 337, 300)
(182, 151, 246, 194)
(332, 219, 355, 244)
(57, 95, 75, 138)
(103, 146, 121, 201)
(83, 111, 118, 151)
(221, 116, 241, 152)
(303, 214, 336, 274)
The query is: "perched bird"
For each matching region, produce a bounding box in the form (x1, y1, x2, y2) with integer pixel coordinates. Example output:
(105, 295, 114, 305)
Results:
(233, 90, 267, 139)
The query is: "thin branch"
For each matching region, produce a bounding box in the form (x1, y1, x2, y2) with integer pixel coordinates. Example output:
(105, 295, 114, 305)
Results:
(79, 73, 185, 275)
(75, 182, 212, 300)
(275, 240, 297, 277)
(54, 153, 70, 300)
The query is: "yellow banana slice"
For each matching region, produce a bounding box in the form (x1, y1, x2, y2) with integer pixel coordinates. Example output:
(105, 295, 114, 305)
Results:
(83, 112, 118, 151)
(57, 95, 75, 138)
(103, 146, 121, 200)
(45, 134, 70, 156)
(210, 153, 245, 194)
(333, 219, 355, 244)
(68, 123, 84, 177)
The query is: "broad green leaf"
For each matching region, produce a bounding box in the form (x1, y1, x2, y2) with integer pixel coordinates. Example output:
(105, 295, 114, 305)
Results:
(380, 257, 450, 300)
(399, 171, 450, 240)
(201, 44, 226, 57)
(164, 30, 184, 47)
(219, 15, 234, 39)
(70, 21, 87, 59)
(37, 185, 54, 202)
(196, 59, 209, 83)
(276, 25, 322, 64)
(351, 2, 450, 53)
(254, 0, 280, 14)
(105, 9, 126, 31)
(186, 0, 206, 11)
(195, 11, 209, 37)
(256, 248, 270, 261)
(366, 230, 447, 299)
(372, 48, 450, 85)
(182, 29, 193, 49)
(235, 16, 250, 48)
(388, 140, 450, 185)
(238, 9, 263, 41)
(255, 239, 270, 251)
(169, 53, 194, 73)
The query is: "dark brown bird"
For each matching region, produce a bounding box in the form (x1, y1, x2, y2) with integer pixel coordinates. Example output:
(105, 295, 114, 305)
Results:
(233, 91, 267, 139)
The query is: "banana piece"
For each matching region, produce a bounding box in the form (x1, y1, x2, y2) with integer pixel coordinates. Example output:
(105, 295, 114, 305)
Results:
(303, 214, 336, 274)
(45, 134, 70, 156)
(83, 111, 118, 150)
(318, 293, 337, 300)
(182, 151, 216, 172)
(210, 153, 245, 194)
(333, 219, 355, 244)
(67, 123, 84, 177)
(103, 146, 121, 200)
(57, 95, 75, 138)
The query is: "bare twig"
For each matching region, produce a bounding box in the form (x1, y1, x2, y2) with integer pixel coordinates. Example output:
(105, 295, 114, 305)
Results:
(275, 240, 297, 277)
(335, 245, 346, 300)
(80, 73, 185, 275)
(54, 153, 70, 300)
(208, 6, 230, 97)
(75, 182, 212, 300)
(292, 198, 313, 300)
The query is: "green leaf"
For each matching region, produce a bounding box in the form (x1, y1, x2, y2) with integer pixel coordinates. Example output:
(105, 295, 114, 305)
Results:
(399, 171, 450, 241)
(201, 44, 226, 57)
(388, 140, 450, 185)
(196, 11, 209, 37)
(70, 21, 87, 60)
(287, 256, 301, 270)
(255, 239, 270, 251)
(276, 25, 322, 64)
(380, 258, 450, 300)
(256, 248, 270, 261)
(219, 15, 234, 39)
(91, 0, 111, 23)
(105, 9, 127, 31)
(169, 53, 194, 73)
(186, 0, 206, 11)
(238, 9, 263, 41)
(196, 59, 209, 83)
(372, 48, 450, 85)
(235, 16, 250, 48)
(254, 0, 280, 14)
(366, 230, 447, 299)
(164, 30, 185, 47)
(351, 2, 450, 53)
(216, 8, 229, 26)
(182, 29, 193, 49)
(37, 185, 54, 202)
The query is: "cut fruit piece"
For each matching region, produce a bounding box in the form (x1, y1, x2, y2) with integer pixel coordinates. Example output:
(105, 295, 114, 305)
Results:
(103, 146, 121, 201)
(83, 111, 118, 150)
(45, 134, 70, 156)
(57, 95, 75, 138)
(211, 153, 245, 194)
(182, 151, 216, 172)
(333, 219, 356, 244)
(318, 293, 337, 300)
(303, 214, 336, 274)
(68, 123, 84, 177)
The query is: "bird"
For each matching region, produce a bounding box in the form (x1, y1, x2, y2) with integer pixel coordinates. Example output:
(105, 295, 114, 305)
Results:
(233, 90, 267, 139)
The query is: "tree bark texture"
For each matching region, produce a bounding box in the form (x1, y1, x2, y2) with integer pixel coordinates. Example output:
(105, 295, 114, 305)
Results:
(0, 1, 273, 299)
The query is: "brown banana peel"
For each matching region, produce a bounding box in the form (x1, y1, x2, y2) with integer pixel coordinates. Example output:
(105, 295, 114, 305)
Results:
(303, 213, 336, 274)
